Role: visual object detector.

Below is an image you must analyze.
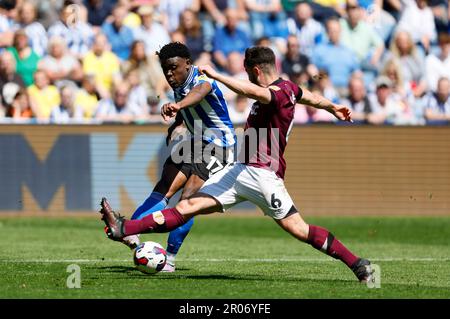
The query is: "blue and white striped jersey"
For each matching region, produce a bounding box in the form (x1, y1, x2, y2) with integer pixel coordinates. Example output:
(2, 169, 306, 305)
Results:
(173, 66, 236, 148)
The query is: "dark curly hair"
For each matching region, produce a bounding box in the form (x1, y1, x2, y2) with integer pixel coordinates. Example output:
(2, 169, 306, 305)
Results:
(157, 42, 191, 63)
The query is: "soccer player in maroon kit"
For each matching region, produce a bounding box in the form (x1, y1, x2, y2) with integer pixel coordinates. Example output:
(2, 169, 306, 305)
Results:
(99, 46, 373, 282)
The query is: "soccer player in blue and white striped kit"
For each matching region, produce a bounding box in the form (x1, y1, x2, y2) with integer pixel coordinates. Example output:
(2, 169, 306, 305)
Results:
(119, 42, 236, 272)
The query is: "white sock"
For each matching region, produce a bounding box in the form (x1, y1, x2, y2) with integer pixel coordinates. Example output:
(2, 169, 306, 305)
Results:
(166, 252, 176, 265)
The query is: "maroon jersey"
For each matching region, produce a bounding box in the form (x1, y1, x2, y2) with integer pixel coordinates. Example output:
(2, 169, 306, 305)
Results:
(243, 78, 303, 179)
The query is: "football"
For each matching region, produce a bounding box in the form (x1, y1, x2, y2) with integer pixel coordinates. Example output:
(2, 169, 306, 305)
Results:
(133, 241, 167, 274)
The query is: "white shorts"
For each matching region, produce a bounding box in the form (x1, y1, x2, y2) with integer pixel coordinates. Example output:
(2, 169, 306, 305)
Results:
(199, 163, 297, 219)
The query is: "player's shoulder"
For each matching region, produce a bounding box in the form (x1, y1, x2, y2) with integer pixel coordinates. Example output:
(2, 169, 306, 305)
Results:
(268, 78, 297, 90)
(192, 65, 214, 86)
(268, 78, 301, 96)
(268, 78, 302, 105)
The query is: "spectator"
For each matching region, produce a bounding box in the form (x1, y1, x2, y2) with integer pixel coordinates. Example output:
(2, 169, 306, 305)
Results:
(82, 33, 121, 98)
(396, 0, 437, 54)
(74, 74, 100, 119)
(7, 29, 40, 86)
(121, 40, 168, 103)
(341, 75, 371, 122)
(422, 77, 450, 123)
(367, 75, 416, 125)
(158, 0, 200, 32)
(133, 5, 170, 56)
(380, 58, 415, 110)
(95, 81, 143, 123)
(200, 0, 248, 44)
(311, 0, 345, 19)
(177, 8, 209, 62)
(313, 69, 340, 104)
(382, 0, 403, 21)
(50, 85, 84, 123)
(429, 0, 449, 34)
(287, 2, 324, 58)
(425, 33, 450, 92)
(0, 0, 17, 51)
(227, 94, 251, 124)
(35, 0, 65, 29)
(224, 50, 246, 78)
(218, 51, 247, 105)
(118, 0, 142, 29)
(84, 0, 114, 27)
(245, 0, 289, 40)
(4, 85, 34, 119)
(213, 8, 252, 70)
(48, 2, 95, 58)
(311, 18, 359, 91)
(101, 4, 134, 60)
(388, 31, 427, 98)
(27, 69, 60, 120)
(40, 36, 83, 88)
(340, 0, 384, 82)
(124, 68, 149, 113)
(18, 1, 47, 57)
(282, 34, 316, 81)
(359, 0, 396, 45)
(0, 50, 25, 100)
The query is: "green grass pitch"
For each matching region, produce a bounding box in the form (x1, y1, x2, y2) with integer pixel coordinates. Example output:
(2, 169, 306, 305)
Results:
(1, 215, 449, 298)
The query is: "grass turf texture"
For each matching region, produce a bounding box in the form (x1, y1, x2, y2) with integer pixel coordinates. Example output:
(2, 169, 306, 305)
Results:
(0, 215, 449, 298)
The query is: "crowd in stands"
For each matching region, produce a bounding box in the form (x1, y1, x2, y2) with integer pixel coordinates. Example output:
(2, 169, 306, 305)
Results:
(0, 0, 449, 125)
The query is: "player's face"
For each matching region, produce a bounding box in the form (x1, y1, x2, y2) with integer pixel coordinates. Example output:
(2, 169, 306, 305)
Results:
(161, 57, 191, 89)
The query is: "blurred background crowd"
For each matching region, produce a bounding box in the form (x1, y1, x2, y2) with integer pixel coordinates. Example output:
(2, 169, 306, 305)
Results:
(0, 0, 448, 125)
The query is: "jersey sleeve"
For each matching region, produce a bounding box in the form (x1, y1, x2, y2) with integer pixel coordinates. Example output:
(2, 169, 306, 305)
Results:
(195, 73, 214, 86)
(294, 85, 303, 102)
(193, 73, 214, 94)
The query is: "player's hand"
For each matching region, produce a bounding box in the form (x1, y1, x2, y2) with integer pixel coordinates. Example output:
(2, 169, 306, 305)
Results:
(331, 105, 353, 123)
(161, 103, 181, 122)
(198, 65, 219, 80)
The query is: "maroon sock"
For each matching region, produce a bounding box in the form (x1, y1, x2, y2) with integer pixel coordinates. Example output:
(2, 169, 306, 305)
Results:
(123, 208, 186, 236)
(307, 225, 359, 268)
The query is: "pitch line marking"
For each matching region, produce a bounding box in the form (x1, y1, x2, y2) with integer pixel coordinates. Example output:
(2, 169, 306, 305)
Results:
(1, 257, 450, 263)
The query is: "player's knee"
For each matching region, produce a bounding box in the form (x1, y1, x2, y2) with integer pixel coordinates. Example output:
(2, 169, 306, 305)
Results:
(175, 198, 200, 214)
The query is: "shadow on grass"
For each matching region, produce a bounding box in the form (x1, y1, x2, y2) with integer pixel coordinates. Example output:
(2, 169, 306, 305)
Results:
(94, 266, 364, 285)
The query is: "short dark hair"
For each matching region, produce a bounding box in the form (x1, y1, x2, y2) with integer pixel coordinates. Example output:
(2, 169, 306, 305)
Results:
(157, 42, 191, 62)
(0, 0, 16, 10)
(244, 46, 276, 72)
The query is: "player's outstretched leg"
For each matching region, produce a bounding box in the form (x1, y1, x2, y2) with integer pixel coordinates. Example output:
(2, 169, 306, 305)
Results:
(121, 192, 170, 249)
(276, 212, 373, 283)
(100, 196, 219, 239)
(100, 197, 191, 241)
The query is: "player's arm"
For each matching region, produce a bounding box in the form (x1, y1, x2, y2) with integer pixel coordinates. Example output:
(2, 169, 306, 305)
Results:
(299, 88, 353, 122)
(161, 82, 212, 121)
(198, 65, 272, 104)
